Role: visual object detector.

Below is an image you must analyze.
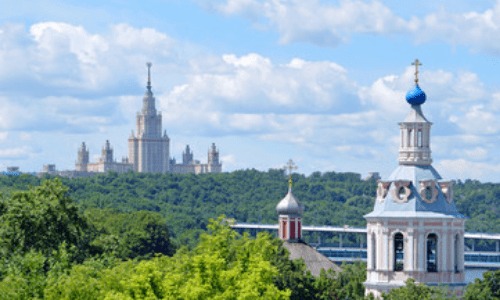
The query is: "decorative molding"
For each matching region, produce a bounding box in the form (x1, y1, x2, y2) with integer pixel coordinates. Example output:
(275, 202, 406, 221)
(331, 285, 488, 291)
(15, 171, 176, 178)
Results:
(391, 180, 412, 203)
(377, 181, 392, 202)
(439, 181, 454, 204)
(419, 180, 438, 203)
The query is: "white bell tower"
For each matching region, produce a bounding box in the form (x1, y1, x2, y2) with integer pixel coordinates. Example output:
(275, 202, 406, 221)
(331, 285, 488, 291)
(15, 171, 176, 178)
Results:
(364, 60, 467, 298)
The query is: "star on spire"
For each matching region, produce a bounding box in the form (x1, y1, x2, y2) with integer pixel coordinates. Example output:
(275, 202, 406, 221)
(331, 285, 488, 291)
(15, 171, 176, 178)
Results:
(284, 159, 298, 188)
(411, 59, 422, 85)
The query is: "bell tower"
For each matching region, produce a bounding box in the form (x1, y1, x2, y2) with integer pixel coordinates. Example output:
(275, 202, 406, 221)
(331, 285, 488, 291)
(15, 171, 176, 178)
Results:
(276, 160, 304, 242)
(363, 60, 467, 298)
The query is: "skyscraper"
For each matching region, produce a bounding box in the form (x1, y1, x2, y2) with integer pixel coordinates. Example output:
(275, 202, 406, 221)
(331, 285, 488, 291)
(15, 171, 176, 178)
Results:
(128, 62, 170, 173)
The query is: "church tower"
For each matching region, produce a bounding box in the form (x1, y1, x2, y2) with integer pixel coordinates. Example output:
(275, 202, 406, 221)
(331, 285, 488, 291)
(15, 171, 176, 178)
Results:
(276, 160, 304, 242)
(364, 60, 466, 297)
(128, 62, 170, 173)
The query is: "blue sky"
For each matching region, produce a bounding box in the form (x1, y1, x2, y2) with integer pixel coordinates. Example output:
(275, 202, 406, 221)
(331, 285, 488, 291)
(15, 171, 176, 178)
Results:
(2, 0, 500, 182)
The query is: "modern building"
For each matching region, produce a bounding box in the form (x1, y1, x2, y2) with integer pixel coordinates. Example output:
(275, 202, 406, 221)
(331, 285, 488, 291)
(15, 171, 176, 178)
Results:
(76, 63, 222, 175)
(363, 61, 466, 297)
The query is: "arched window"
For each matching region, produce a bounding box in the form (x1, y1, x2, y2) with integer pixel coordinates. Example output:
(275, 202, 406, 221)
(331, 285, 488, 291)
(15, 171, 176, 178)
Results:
(427, 233, 438, 272)
(408, 129, 413, 147)
(394, 233, 404, 271)
(417, 129, 422, 147)
(454, 234, 460, 273)
(372, 233, 377, 270)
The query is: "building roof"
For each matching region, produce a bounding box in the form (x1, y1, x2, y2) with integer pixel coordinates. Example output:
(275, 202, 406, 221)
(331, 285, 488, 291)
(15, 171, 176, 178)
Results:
(405, 84, 426, 105)
(283, 241, 342, 276)
(401, 103, 430, 123)
(276, 187, 304, 215)
(364, 165, 466, 219)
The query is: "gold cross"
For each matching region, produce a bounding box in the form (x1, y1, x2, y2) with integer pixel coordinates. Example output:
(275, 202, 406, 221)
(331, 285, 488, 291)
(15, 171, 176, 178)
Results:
(411, 59, 422, 85)
(285, 159, 298, 188)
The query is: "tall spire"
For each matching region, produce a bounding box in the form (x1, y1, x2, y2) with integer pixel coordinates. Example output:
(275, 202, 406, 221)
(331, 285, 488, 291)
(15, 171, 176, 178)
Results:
(142, 62, 157, 116)
(147, 62, 152, 91)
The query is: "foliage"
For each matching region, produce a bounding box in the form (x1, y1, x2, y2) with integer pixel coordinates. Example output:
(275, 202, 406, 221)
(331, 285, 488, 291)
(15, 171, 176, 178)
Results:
(0, 178, 89, 261)
(381, 279, 458, 300)
(464, 270, 500, 300)
(44, 216, 292, 300)
(85, 209, 176, 260)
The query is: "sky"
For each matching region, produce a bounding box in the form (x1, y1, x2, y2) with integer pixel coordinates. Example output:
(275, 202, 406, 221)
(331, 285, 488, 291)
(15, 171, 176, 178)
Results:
(2, 0, 500, 182)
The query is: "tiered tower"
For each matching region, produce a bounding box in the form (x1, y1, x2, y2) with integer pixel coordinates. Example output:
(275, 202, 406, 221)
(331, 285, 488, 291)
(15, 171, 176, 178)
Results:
(128, 63, 170, 173)
(276, 160, 304, 241)
(101, 140, 113, 163)
(207, 143, 222, 173)
(182, 145, 193, 164)
(75, 142, 89, 171)
(363, 60, 466, 297)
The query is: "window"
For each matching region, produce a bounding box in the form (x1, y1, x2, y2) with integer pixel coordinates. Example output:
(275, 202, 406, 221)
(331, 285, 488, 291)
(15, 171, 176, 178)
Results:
(394, 233, 404, 271)
(417, 129, 422, 147)
(427, 234, 438, 272)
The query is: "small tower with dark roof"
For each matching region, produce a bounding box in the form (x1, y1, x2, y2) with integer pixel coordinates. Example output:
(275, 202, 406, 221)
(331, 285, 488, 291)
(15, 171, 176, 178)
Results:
(276, 159, 304, 242)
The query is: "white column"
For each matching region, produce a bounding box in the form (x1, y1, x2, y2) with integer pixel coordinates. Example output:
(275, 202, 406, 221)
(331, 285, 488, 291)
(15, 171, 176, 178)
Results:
(418, 232, 425, 271)
(408, 230, 414, 271)
(367, 231, 373, 270)
(442, 230, 448, 272)
(460, 233, 465, 271)
(383, 228, 389, 271)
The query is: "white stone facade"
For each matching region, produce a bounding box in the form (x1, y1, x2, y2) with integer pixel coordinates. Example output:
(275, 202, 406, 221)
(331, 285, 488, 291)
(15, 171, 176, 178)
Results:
(365, 218, 466, 298)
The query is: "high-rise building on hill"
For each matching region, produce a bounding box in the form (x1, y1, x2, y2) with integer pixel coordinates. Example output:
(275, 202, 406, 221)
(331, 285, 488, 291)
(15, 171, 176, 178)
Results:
(128, 62, 170, 173)
(75, 63, 222, 175)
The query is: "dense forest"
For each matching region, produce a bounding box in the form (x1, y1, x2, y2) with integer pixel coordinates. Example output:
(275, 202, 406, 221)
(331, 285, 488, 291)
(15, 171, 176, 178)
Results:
(1, 170, 500, 299)
(0, 170, 499, 246)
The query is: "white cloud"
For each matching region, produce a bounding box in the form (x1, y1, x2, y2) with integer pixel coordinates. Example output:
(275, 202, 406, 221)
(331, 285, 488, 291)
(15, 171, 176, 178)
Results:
(437, 159, 500, 182)
(159, 53, 359, 136)
(199, 0, 500, 54)
(0, 147, 31, 159)
(450, 105, 500, 134)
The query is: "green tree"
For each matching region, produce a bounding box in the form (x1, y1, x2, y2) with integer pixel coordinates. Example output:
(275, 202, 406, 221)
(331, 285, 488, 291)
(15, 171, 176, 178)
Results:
(382, 278, 457, 300)
(0, 178, 89, 259)
(464, 270, 500, 300)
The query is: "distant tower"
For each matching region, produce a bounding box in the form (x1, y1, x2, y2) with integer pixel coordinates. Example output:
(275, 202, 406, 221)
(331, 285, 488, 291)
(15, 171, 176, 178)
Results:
(182, 145, 193, 164)
(128, 62, 170, 173)
(76, 142, 89, 171)
(363, 60, 466, 298)
(101, 140, 114, 163)
(207, 143, 222, 173)
(276, 160, 304, 242)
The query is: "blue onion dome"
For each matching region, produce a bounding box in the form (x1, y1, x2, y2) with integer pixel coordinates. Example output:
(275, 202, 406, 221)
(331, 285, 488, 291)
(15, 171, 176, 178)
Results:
(405, 84, 426, 105)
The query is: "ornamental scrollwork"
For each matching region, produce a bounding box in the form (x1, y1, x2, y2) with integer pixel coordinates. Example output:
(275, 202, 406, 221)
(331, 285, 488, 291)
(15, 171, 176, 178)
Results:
(391, 180, 412, 204)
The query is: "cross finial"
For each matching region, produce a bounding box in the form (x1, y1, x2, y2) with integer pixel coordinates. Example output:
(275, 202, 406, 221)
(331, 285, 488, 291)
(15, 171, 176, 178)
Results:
(146, 62, 152, 90)
(285, 159, 298, 188)
(411, 59, 422, 85)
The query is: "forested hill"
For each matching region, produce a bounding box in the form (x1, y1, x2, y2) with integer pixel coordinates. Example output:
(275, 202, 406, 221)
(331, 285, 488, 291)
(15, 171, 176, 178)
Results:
(0, 170, 499, 244)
